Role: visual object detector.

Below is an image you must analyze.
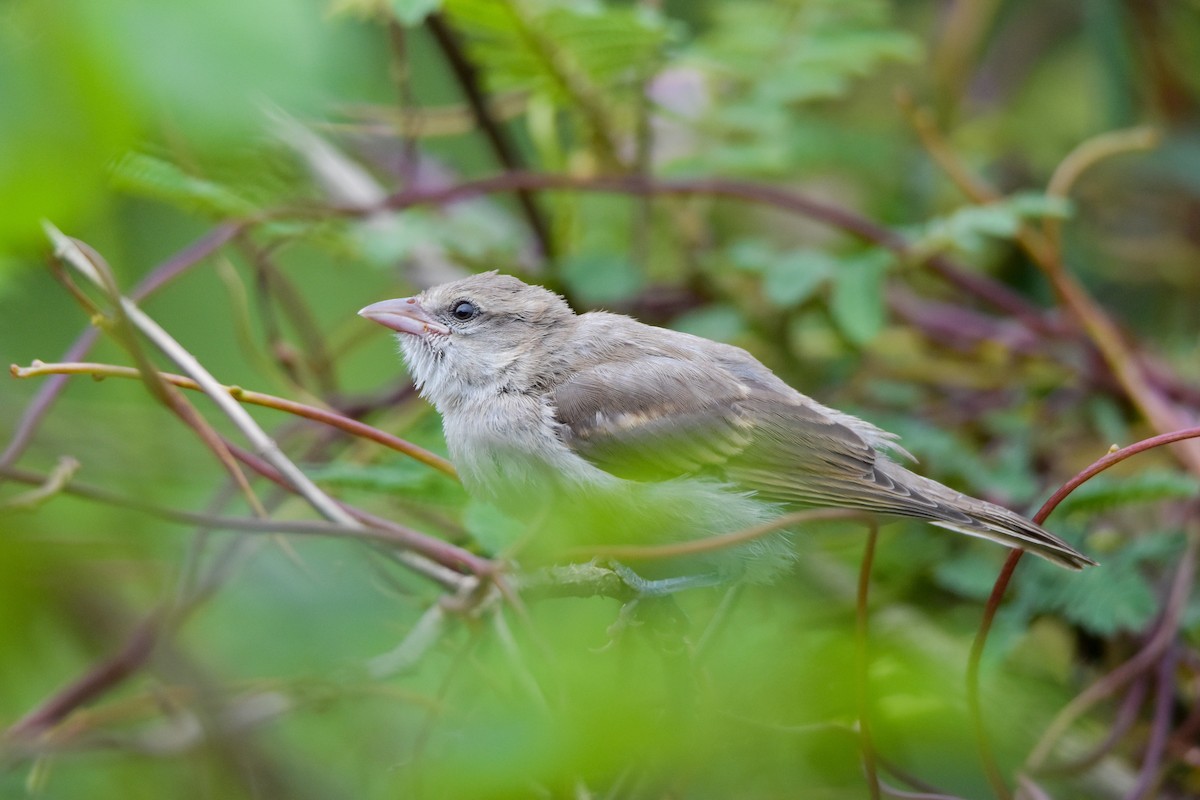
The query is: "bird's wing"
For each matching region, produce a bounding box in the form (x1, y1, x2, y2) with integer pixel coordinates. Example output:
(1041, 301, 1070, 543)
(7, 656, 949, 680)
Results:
(551, 353, 1095, 569)
(551, 354, 913, 511)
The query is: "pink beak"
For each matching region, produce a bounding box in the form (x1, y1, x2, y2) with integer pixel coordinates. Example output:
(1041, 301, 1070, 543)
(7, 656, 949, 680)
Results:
(358, 297, 451, 336)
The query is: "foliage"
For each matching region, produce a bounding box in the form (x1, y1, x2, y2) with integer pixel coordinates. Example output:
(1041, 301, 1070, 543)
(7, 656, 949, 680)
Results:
(3, 1, 1200, 799)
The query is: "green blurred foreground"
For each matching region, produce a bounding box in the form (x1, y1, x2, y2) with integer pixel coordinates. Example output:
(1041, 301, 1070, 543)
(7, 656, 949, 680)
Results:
(2, 1, 1200, 798)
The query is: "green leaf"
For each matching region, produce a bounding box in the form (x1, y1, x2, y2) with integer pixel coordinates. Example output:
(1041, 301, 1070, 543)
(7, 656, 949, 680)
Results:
(561, 251, 645, 306)
(391, 0, 442, 25)
(109, 152, 256, 218)
(1042, 559, 1159, 636)
(763, 249, 835, 307)
(916, 193, 1075, 256)
(933, 551, 1007, 602)
(306, 460, 464, 504)
(463, 499, 527, 555)
(726, 238, 777, 273)
(670, 304, 747, 342)
(1055, 471, 1200, 517)
(828, 249, 890, 345)
(1002, 530, 1186, 637)
(1006, 191, 1073, 219)
(445, 0, 670, 101)
(688, 0, 920, 175)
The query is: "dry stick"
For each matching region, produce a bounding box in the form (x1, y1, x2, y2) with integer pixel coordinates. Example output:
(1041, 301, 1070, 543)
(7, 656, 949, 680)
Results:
(964, 427, 1200, 795)
(46, 226, 348, 524)
(384, 17, 421, 184)
(238, 236, 339, 399)
(12, 362, 457, 479)
(221, 442, 488, 585)
(857, 523, 882, 800)
(0, 222, 245, 472)
(0, 456, 79, 512)
(44, 224, 477, 591)
(60, 240, 271, 519)
(425, 11, 554, 260)
(1043, 127, 1160, 255)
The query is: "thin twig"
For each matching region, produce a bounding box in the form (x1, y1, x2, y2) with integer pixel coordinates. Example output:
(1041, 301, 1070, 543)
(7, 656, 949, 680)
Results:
(62, 241, 272, 518)
(426, 11, 554, 259)
(0, 462, 454, 549)
(968, 426, 1200, 793)
(1040, 427, 1200, 514)
(857, 522, 881, 800)
(237, 236, 339, 398)
(0, 456, 80, 512)
(368, 601, 450, 679)
(44, 224, 353, 527)
(0, 222, 244, 472)
(221, 442, 486, 586)
(1044, 126, 1160, 252)
(1032, 676, 1149, 776)
(384, 17, 421, 182)
(12, 361, 457, 478)
(566, 508, 863, 561)
(330, 170, 1053, 327)
(7, 615, 162, 738)
(967, 549, 1022, 800)
(1025, 533, 1197, 771)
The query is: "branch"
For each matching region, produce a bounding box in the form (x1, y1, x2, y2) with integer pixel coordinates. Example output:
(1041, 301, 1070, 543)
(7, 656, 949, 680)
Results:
(1024, 533, 1196, 772)
(1, 222, 244, 471)
(222, 441, 487, 586)
(11, 361, 457, 479)
(0, 456, 80, 512)
(425, 11, 554, 259)
(966, 426, 1200, 793)
(45, 224, 352, 526)
(857, 523, 881, 800)
(6, 615, 161, 739)
(902, 111, 1198, 473)
(0, 464, 451, 548)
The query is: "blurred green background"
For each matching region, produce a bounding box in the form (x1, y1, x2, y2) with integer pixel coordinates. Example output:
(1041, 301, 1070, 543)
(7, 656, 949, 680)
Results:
(2, 1, 1199, 798)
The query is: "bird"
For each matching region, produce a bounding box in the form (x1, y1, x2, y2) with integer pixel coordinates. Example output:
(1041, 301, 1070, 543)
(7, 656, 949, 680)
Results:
(359, 271, 1095, 580)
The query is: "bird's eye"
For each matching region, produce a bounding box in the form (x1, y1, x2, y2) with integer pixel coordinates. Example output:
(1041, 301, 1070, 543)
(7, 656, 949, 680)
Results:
(450, 300, 478, 321)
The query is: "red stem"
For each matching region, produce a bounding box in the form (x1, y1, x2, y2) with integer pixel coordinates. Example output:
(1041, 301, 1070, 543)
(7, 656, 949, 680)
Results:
(966, 426, 1200, 797)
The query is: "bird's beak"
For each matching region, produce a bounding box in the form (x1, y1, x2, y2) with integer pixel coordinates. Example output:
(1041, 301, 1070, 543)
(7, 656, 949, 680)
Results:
(358, 297, 451, 336)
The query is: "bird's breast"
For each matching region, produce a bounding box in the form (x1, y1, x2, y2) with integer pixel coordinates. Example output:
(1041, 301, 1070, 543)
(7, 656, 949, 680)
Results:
(441, 394, 615, 503)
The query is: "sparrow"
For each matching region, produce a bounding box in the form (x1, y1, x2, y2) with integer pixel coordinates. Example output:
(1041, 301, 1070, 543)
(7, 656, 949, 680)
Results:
(359, 271, 1095, 577)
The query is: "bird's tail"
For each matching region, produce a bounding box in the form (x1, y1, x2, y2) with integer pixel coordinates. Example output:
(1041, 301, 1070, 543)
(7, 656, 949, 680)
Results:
(898, 470, 1096, 570)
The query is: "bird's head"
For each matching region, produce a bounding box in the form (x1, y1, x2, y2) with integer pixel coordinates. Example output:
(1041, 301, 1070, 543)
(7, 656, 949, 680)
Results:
(359, 271, 576, 409)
